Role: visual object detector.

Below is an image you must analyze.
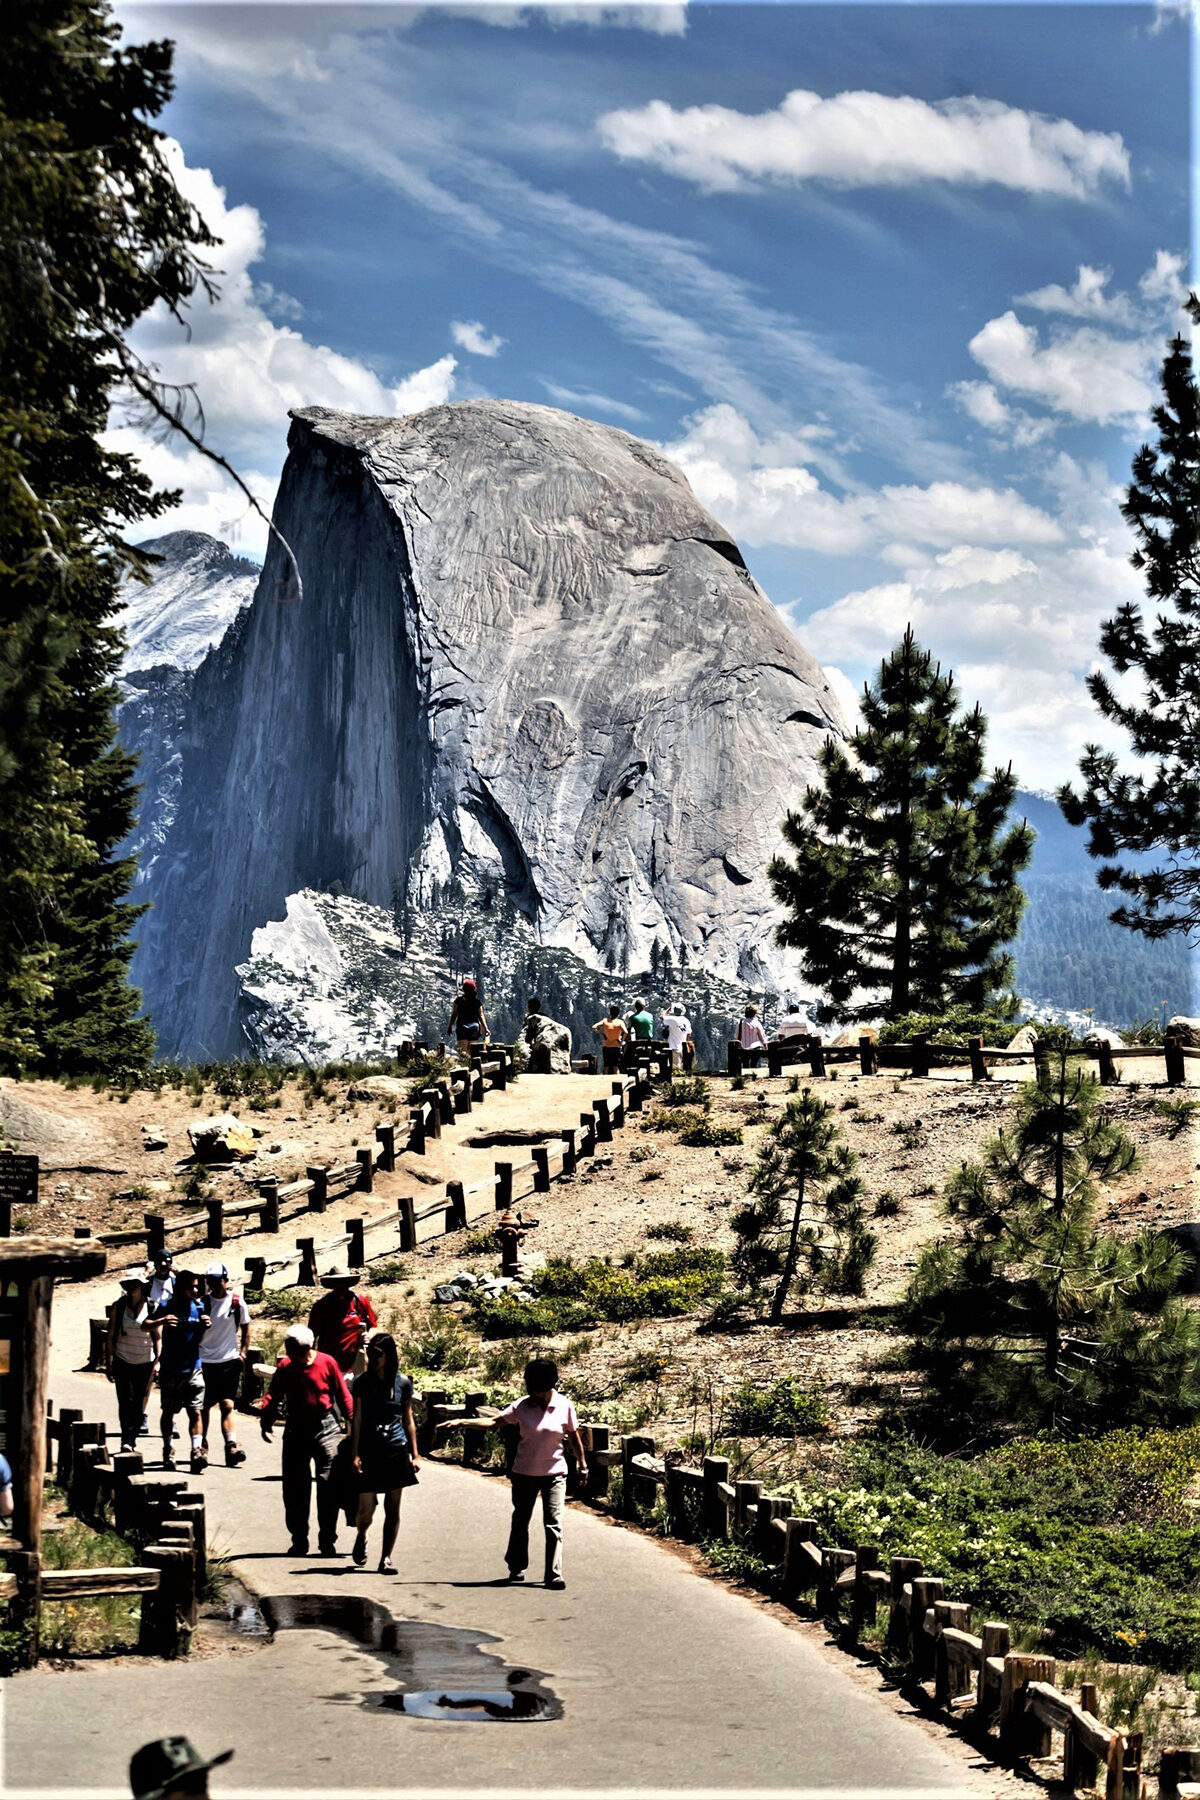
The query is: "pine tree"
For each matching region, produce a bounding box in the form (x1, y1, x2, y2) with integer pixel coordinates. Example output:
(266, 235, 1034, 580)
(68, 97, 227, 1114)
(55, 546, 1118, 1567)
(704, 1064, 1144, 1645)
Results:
(902, 1055, 1200, 1434)
(731, 1088, 875, 1323)
(1059, 299, 1200, 937)
(0, 0, 220, 1072)
(769, 628, 1034, 1024)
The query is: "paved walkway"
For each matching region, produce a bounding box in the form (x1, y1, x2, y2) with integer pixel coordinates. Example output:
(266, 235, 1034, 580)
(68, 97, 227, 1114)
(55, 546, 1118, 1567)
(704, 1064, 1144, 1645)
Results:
(3, 1361, 994, 1798)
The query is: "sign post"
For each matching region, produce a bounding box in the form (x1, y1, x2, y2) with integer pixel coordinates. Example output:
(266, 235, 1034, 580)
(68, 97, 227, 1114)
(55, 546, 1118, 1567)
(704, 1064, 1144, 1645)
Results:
(0, 1237, 106, 1663)
(0, 1152, 38, 1237)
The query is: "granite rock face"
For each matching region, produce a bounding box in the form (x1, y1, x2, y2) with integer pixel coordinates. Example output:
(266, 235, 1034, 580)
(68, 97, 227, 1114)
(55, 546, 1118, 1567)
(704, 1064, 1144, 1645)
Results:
(129, 401, 844, 1057)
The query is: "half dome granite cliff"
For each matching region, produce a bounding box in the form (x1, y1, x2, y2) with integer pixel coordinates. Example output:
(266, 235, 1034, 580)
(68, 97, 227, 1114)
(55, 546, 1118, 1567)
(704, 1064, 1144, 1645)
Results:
(129, 400, 845, 1058)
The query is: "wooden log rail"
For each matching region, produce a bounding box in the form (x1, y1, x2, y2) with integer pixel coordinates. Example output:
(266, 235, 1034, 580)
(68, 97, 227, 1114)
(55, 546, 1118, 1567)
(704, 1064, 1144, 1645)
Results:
(743, 1032, 1194, 1090)
(4, 1401, 210, 1661)
(422, 1412, 1147, 1799)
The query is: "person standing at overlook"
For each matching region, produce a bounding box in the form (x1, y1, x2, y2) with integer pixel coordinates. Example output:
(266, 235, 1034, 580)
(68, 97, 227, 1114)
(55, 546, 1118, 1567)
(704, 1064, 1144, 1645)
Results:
(735, 1004, 770, 1069)
(448, 977, 488, 1059)
(627, 998, 655, 1044)
(660, 1003, 692, 1071)
(592, 1005, 627, 1073)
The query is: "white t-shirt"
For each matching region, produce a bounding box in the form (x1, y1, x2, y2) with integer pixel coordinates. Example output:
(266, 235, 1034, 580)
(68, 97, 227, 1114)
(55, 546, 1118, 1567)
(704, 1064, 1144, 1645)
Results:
(148, 1272, 175, 1311)
(662, 1014, 691, 1052)
(200, 1289, 250, 1364)
(777, 1012, 811, 1040)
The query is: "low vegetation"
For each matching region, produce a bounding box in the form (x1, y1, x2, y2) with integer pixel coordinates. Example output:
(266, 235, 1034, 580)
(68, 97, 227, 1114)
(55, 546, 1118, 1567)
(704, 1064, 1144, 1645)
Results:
(471, 1247, 727, 1337)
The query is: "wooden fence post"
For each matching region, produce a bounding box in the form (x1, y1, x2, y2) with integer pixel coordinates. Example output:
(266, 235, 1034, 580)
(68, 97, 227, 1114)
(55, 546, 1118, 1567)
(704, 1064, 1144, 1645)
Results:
(532, 1148, 550, 1194)
(144, 1214, 166, 1256)
(306, 1166, 328, 1213)
(728, 1040, 744, 1076)
(766, 1042, 782, 1078)
(397, 1196, 417, 1252)
(909, 1575, 944, 1678)
(1097, 1039, 1118, 1085)
(421, 1093, 442, 1141)
(910, 1039, 931, 1080)
(701, 1456, 731, 1540)
(621, 1434, 654, 1518)
(733, 1478, 761, 1535)
(559, 1128, 577, 1175)
(446, 1183, 467, 1231)
(245, 1256, 267, 1291)
(610, 1082, 626, 1128)
(256, 1180, 280, 1234)
(593, 1100, 613, 1143)
(1165, 1034, 1185, 1087)
(968, 1036, 989, 1083)
(419, 1389, 448, 1456)
(1156, 1747, 1200, 1799)
(998, 1653, 1056, 1759)
(347, 1219, 365, 1268)
(627, 1079, 645, 1114)
(205, 1200, 225, 1248)
(375, 1124, 396, 1171)
(859, 1034, 878, 1076)
(754, 1493, 791, 1559)
(453, 1073, 472, 1117)
(577, 1115, 596, 1158)
(817, 1547, 855, 1617)
(355, 1149, 374, 1193)
(55, 1406, 83, 1485)
(851, 1544, 881, 1636)
(886, 1555, 923, 1654)
(495, 1163, 513, 1211)
(297, 1238, 317, 1286)
(436, 1082, 456, 1127)
(806, 1036, 827, 1079)
(10, 1549, 41, 1668)
(408, 1108, 427, 1155)
(585, 1424, 610, 1502)
(976, 1620, 1010, 1718)
(1065, 1679, 1101, 1790)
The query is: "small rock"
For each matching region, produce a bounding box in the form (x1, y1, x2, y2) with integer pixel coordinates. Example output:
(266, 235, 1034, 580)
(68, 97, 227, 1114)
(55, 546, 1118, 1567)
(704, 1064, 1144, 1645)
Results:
(188, 1113, 257, 1162)
(267, 1142, 283, 1154)
(141, 1124, 169, 1151)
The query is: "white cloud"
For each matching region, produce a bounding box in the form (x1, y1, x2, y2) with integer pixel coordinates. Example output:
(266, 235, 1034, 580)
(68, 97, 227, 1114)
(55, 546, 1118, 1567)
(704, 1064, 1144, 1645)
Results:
(1140, 249, 1188, 305)
(113, 141, 458, 548)
(539, 381, 646, 421)
(1016, 264, 1136, 325)
(598, 88, 1130, 198)
(967, 311, 1157, 425)
(663, 403, 1063, 554)
(451, 318, 505, 356)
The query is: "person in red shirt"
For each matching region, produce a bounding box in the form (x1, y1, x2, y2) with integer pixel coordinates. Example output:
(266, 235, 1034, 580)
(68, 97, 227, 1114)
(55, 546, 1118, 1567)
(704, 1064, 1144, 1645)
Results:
(261, 1325, 352, 1558)
(306, 1268, 377, 1374)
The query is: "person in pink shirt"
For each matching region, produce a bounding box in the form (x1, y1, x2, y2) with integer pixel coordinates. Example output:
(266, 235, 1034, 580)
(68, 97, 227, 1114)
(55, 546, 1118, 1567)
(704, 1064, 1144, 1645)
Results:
(435, 1357, 587, 1589)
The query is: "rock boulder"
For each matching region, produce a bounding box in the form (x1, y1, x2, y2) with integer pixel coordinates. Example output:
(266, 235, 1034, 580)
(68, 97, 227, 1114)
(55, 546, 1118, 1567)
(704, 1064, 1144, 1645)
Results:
(520, 1012, 573, 1074)
(187, 1113, 257, 1162)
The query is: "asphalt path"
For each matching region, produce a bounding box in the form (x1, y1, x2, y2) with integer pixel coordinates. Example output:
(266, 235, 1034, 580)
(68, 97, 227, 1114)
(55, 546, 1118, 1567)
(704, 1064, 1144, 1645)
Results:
(2, 1361, 995, 1799)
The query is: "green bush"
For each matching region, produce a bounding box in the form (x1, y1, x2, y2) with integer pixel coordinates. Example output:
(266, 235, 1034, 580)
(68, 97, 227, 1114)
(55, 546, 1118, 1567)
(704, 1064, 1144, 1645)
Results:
(679, 1121, 743, 1148)
(401, 1318, 475, 1372)
(726, 1376, 830, 1436)
(252, 1289, 312, 1322)
(471, 1249, 727, 1337)
(660, 1077, 711, 1109)
(877, 1005, 1019, 1048)
(645, 1220, 693, 1242)
(461, 1228, 501, 1255)
(643, 1107, 708, 1134)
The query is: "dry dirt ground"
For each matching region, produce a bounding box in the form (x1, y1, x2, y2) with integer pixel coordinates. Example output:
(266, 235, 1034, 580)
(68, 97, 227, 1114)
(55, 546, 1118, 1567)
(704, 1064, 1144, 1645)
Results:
(9, 1055, 1197, 1448)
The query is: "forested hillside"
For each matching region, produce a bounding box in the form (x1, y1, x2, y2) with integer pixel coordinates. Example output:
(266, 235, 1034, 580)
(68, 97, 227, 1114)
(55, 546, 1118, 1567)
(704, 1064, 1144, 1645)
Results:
(1011, 792, 1195, 1024)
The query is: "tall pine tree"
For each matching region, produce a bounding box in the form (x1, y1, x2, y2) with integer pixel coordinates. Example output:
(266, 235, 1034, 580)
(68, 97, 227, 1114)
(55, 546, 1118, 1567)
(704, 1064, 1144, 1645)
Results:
(769, 629, 1034, 1024)
(1059, 298, 1200, 937)
(0, 0, 217, 1072)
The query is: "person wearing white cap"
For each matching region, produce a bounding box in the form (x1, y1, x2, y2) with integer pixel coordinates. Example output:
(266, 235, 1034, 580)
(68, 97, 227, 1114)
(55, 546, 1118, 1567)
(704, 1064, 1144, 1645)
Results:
(659, 1002, 692, 1071)
(199, 1263, 250, 1467)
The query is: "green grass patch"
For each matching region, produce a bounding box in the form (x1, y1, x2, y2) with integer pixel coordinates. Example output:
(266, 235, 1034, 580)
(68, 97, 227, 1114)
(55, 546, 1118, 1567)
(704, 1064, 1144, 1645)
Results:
(678, 1121, 743, 1148)
(725, 1376, 830, 1437)
(472, 1248, 727, 1338)
(37, 1496, 140, 1659)
(645, 1220, 693, 1242)
(643, 1107, 708, 1134)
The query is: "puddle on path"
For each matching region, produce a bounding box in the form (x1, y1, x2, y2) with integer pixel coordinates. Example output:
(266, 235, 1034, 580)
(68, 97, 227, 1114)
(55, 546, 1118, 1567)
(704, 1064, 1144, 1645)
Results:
(260, 1594, 561, 1722)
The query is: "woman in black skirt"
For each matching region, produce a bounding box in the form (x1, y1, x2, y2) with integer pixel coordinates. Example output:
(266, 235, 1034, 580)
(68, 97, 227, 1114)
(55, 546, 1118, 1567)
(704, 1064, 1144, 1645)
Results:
(350, 1333, 419, 1574)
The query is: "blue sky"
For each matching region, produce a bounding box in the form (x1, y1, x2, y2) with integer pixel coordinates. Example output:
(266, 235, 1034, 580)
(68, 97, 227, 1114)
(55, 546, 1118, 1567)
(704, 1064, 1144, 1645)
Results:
(115, 2, 1192, 784)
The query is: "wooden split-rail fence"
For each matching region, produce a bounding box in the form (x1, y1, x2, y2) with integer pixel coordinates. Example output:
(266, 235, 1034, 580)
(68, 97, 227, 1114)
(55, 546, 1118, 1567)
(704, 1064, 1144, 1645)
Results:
(83, 1048, 674, 1365)
(3, 1399, 208, 1664)
(422, 1405, 1160, 1799)
(732, 1032, 1197, 1088)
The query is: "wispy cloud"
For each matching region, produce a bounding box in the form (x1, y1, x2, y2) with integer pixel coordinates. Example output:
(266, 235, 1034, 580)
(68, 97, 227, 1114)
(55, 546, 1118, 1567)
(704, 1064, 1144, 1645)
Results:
(539, 380, 645, 420)
(451, 318, 505, 356)
(598, 88, 1130, 198)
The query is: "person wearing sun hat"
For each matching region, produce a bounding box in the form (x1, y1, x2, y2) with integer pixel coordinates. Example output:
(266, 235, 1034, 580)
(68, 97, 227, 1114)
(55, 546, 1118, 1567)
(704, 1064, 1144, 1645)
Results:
(105, 1273, 160, 1452)
(306, 1267, 377, 1375)
(129, 1734, 232, 1799)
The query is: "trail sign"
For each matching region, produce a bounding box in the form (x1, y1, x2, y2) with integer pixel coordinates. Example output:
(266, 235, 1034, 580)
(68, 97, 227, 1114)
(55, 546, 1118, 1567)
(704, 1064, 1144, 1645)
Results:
(0, 1154, 37, 1237)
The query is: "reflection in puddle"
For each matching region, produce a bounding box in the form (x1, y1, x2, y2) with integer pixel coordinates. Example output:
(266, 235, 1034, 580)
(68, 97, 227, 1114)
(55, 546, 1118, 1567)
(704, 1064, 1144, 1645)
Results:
(380, 1689, 555, 1721)
(260, 1595, 560, 1722)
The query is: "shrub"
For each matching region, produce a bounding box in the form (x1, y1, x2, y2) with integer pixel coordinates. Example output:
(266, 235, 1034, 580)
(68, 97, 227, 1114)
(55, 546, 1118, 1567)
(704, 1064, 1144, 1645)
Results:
(874, 1191, 901, 1218)
(628, 1145, 656, 1164)
(252, 1289, 312, 1322)
(645, 1220, 693, 1242)
(471, 1250, 727, 1337)
(660, 1077, 711, 1109)
(643, 1108, 708, 1135)
(366, 1258, 409, 1286)
(877, 1005, 1019, 1048)
(461, 1228, 501, 1255)
(679, 1121, 743, 1148)
(726, 1376, 830, 1436)
(401, 1317, 475, 1372)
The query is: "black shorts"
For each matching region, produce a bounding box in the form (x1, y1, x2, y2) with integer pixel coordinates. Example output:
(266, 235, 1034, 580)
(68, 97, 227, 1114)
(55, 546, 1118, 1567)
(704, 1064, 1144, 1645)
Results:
(202, 1359, 241, 1404)
(602, 1046, 622, 1073)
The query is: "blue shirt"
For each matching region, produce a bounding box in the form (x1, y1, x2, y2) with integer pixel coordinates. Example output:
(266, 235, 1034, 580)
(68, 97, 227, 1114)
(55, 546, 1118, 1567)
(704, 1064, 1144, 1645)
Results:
(0, 1454, 11, 1492)
(156, 1298, 207, 1376)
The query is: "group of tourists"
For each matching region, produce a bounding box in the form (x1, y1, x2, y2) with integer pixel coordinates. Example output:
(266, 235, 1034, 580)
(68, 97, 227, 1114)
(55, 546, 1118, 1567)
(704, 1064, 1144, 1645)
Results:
(592, 999, 695, 1073)
(104, 1254, 581, 1585)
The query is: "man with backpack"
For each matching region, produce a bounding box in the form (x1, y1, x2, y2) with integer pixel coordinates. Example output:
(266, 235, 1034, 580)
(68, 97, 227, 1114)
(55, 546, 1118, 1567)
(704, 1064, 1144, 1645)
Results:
(199, 1262, 250, 1467)
(307, 1268, 377, 1376)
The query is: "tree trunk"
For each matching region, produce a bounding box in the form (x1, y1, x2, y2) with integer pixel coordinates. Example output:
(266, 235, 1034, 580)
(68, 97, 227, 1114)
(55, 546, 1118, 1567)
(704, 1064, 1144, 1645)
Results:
(772, 1169, 807, 1324)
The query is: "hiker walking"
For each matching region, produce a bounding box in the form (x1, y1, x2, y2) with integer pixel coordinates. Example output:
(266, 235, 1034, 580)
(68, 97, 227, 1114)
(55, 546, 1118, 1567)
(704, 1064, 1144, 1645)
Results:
(149, 1267, 209, 1473)
(141, 1247, 176, 1435)
(448, 976, 488, 1059)
(349, 1332, 419, 1575)
(735, 1004, 769, 1069)
(261, 1324, 352, 1557)
(659, 1003, 692, 1072)
(199, 1263, 249, 1467)
(592, 1005, 627, 1074)
(435, 1357, 586, 1590)
(307, 1267, 377, 1376)
(105, 1274, 160, 1452)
